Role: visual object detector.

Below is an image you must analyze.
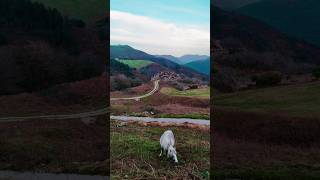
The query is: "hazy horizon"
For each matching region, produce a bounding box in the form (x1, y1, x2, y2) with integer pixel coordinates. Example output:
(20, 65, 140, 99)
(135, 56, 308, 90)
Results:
(110, 44, 210, 57)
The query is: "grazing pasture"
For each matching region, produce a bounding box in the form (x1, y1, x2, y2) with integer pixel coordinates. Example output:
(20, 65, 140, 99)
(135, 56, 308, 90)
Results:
(117, 59, 153, 69)
(161, 87, 210, 99)
(111, 120, 210, 179)
(214, 82, 320, 118)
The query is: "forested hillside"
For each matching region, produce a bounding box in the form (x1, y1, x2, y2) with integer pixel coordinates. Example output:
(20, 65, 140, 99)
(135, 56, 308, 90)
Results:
(237, 0, 320, 47)
(213, 0, 260, 10)
(212, 6, 320, 92)
(0, 0, 106, 95)
(32, 0, 108, 22)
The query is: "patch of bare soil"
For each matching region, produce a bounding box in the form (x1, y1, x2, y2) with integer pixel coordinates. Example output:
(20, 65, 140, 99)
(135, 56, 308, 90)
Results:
(111, 89, 210, 117)
(121, 120, 210, 132)
(155, 104, 209, 114)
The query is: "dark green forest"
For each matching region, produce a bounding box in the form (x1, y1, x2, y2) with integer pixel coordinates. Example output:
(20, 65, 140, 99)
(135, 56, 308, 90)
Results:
(0, 0, 106, 95)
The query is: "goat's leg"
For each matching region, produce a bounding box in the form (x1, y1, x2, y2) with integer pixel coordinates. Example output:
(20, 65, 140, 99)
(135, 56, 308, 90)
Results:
(167, 150, 170, 158)
(159, 148, 162, 157)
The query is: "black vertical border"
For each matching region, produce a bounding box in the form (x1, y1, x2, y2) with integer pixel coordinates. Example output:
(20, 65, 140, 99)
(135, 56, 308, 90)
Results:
(210, 0, 214, 177)
(106, 0, 111, 177)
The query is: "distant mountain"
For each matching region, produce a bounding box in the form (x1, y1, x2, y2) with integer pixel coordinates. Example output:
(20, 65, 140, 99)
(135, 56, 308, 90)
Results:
(185, 58, 210, 75)
(110, 45, 208, 79)
(111, 45, 154, 60)
(155, 55, 180, 64)
(237, 0, 320, 47)
(155, 54, 210, 64)
(213, 0, 261, 10)
(179, 55, 210, 64)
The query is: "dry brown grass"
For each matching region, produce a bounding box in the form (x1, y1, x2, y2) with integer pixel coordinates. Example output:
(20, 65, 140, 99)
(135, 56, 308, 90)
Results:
(213, 108, 320, 179)
(0, 115, 108, 175)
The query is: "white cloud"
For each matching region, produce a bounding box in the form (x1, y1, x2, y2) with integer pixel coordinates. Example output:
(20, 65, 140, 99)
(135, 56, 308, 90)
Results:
(110, 10, 210, 57)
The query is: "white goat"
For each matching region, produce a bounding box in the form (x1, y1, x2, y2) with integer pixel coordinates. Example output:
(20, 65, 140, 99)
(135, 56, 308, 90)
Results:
(159, 130, 178, 163)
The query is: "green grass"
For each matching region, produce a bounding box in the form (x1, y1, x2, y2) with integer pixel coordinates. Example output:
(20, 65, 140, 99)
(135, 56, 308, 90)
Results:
(214, 82, 320, 118)
(155, 113, 209, 120)
(117, 59, 153, 69)
(33, 0, 108, 22)
(111, 121, 210, 179)
(161, 87, 210, 99)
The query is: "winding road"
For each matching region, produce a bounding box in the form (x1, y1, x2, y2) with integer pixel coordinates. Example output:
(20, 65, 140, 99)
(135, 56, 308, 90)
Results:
(110, 80, 160, 101)
(0, 80, 160, 122)
(0, 79, 209, 125)
(0, 108, 108, 122)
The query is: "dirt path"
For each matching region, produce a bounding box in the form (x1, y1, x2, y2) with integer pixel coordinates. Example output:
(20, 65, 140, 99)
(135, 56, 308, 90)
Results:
(110, 80, 160, 101)
(0, 108, 108, 122)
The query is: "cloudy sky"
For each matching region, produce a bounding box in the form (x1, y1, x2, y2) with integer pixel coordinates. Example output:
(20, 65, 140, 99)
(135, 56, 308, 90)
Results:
(110, 0, 210, 57)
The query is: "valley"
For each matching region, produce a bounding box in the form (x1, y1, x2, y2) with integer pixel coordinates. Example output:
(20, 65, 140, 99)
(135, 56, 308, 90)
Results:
(110, 45, 210, 178)
(110, 45, 210, 120)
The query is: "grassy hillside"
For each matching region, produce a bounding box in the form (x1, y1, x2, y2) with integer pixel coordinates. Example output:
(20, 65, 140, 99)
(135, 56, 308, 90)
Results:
(213, 82, 320, 179)
(0, 0, 106, 95)
(211, 6, 320, 92)
(33, 0, 108, 22)
(214, 82, 320, 118)
(117, 59, 153, 69)
(161, 87, 210, 99)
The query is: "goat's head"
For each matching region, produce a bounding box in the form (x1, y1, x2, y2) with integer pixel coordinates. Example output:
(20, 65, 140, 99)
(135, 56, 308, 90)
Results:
(168, 146, 178, 163)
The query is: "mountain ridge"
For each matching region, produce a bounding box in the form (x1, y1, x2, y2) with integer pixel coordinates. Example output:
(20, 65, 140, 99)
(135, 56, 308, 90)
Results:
(110, 45, 209, 80)
(185, 58, 210, 75)
(155, 54, 209, 64)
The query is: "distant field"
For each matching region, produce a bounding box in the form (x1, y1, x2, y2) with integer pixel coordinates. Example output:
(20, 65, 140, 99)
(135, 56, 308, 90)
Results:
(161, 87, 210, 99)
(33, 0, 108, 22)
(111, 121, 210, 179)
(214, 82, 320, 118)
(117, 59, 153, 69)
